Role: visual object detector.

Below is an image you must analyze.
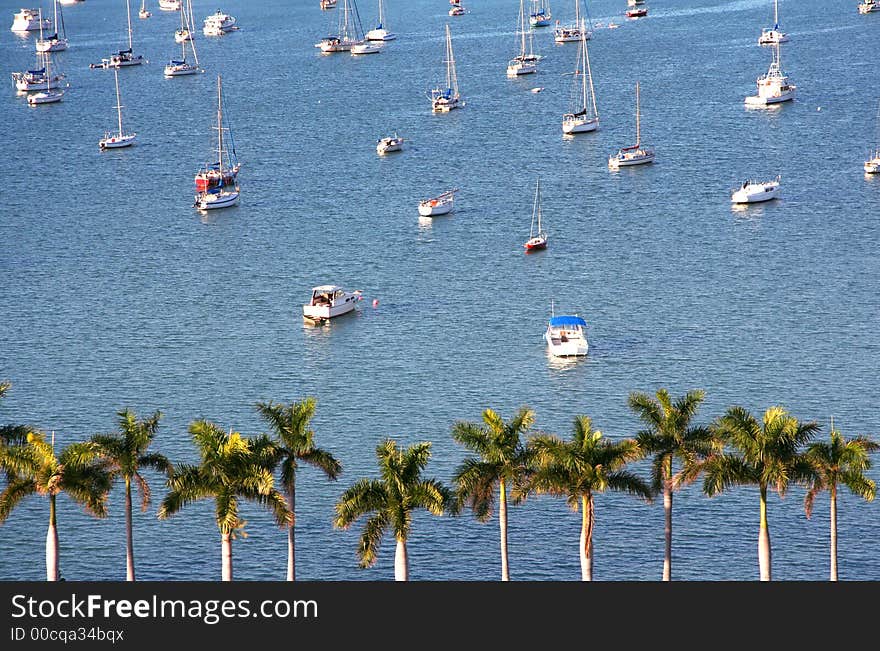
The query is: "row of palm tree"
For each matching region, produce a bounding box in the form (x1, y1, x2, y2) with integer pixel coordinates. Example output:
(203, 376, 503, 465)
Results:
(1, 381, 876, 582)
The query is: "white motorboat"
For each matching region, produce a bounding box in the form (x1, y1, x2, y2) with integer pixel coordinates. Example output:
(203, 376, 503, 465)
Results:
(376, 134, 404, 154)
(418, 188, 458, 216)
(195, 187, 240, 210)
(430, 24, 464, 111)
(100, 67, 137, 149)
(529, 0, 552, 27)
(609, 81, 654, 168)
(35, 2, 68, 52)
(758, 0, 788, 44)
(302, 285, 363, 323)
(203, 9, 235, 31)
(351, 41, 381, 55)
(858, 1, 880, 13)
(365, 0, 396, 40)
(745, 42, 795, 106)
(545, 314, 589, 357)
(554, 0, 591, 42)
(11, 8, 50, 32)
(158, 0, 180, 10)
(730, 176, 781, 203)
(562, 28, 598, 134)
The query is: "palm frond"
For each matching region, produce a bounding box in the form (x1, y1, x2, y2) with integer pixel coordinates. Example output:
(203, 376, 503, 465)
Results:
(298, 447, 342, 481)
(335, 478, 388, 529)
(0, 477, 36, 522)
(356, 512, 389, 568)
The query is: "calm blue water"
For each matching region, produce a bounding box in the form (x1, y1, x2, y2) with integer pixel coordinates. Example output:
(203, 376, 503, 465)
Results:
(1, 0, 879, 581)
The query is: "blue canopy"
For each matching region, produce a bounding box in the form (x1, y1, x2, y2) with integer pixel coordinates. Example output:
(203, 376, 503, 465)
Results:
(549, 316, 586, 327)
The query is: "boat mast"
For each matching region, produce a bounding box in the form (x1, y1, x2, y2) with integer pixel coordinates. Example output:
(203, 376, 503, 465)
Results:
(114, 67, 124, 136)
(378, 0, 384, 28)
(635, 81, 641, 148)
(773, 0, 779, 29)
(535, 178, 542, 234)
(584, 27, 598, 117)
(188, 0, 199, 65)
(126, 0, 134, 50)
(216, 75, 224, 174)
(38, 7, 44, 41)
(446, 24, 458, 97)
(52, 0, 57, 38)
(518, 0, 527, 57)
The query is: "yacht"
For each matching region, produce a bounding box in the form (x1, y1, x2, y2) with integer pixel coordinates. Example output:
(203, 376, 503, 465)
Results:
(203, 9, 235, 31)
(302, 286, 362, 323)
(865, 153, 880, 174)
(608, 81, 654, 169)
(158, 0, 181, 10)
(730, 176, 781, 203)
(11, 8, 50, 31)
(745, 43, 795, 106)
(858, 1, 880, 13)
(376, 134, 404, 154)
(545, 315, 589, 357)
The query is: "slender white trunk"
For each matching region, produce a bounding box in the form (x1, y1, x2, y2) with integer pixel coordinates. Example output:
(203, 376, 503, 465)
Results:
(663, 477, 673, 581)
(394, 537, 408, 581)
(580, 494, 594, 581)
(758, 488, 772, 581)
(125, 477, 135, 581)
(499, 479, 509, 581)
(286, 483, 296, 581)
(221, 532, 233, 581)
(46, 494, 59, 582)
(830, 485, 838, 582)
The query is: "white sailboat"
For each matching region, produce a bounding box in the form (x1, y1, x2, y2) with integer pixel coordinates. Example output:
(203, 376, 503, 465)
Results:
(865, 101, 880, 174)
(745, 41, 795, 106)
(430, 24, 463, 111)
(195, 76, 240, 210)
(174, 0, 193, 40)
(35, 1, 68, 52)
(365, 0, 396, 41)
(608, 81, 654, 168)
(139, 0, 151, 18)
(508, 0, 538, 76)
(316, 0, 361, 52)
(99, 67, 137, 148)
(165, 0, 201, 76)
(26, 53, 64, 105)
(12, 49, 67, 91)
(555, 0, 591, 43)
(562, 27, 598, 134)
(92, 0, 145, 68)
(524, 178, 548, 252)
(418, 188, 458, 216)
(158, 0, 181, 10)
(759, 0, 788, 44)
(529, 0, 552, 27)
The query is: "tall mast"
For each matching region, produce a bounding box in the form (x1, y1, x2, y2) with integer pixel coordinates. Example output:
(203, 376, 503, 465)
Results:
(114, 67, 124, 136)
(53, 0, 58, 37)
(188, 0, 199, 65)
(635, 81, 641, 147)
(445, 24, 457, 95)
(126, 0, 134, 50)
(38, 7, 44, 41)
(774, 0, 778, 29)
(216, 75, 224, 173)
(518, 0, 527, 56)
(574, 0, 579, 24)
(584, 27, 597, 117)
(378, 0, 384, 27)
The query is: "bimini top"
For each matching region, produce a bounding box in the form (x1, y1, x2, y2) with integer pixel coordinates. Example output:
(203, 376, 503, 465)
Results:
(312, 285, 342, 293)
(549, 315, 587, 327)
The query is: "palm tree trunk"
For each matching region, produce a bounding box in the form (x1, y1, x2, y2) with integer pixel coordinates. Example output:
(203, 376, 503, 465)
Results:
(125, 476, 135, 581)
(394, 537, 408, 581)
(758, 486, 771, 581)
(830, 484, 838, 582)
(286, 483, 296, 581)
(499, 478, 510, 581)
(579, 494, 594, 581)
(221, 532, 233, 581)
(46, 493, 59, 582)
(663, 470, 673, 581)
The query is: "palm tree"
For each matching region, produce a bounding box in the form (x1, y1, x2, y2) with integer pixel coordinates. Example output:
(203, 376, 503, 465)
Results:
(703, 405, 818, 581)
(517, 416, 653, 581)
(90, 408, 171, 581)
(451, 406, 535, 581)
(0, 431, 111, 581)
(334, 439, 450, 581)
(158, 420, 291, 581)
(0, 381, 31, 448)
(628, 388, 716, 581)
(803, 422, 878, 581)
(256, 398, 341, 581)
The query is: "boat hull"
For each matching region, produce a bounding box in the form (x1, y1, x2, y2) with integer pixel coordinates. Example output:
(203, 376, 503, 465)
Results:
(758, 29, 789, 45)
(196, 190, 240, 210)
(418, 203, 453, 216)
(100, 134, 137, 149)
(27, 90, 63, 105)
(35, 38, 68, 52)
(544, 330, 588, 357)
(351, 43, 381, 55)
(365, 28, 396, 41)
(865, 157, 880, 174)
(164, 63, 200, 76)
(14, 75, 66, 91)
(731, 186, 779, 203)
(302, 301, 357, 320)
(609, 149, 654, 168)
(745, 88, 795, 105)
(524, 237, 547, 252)
(507, 61, 536, 76)
(562, 116, 599, 134)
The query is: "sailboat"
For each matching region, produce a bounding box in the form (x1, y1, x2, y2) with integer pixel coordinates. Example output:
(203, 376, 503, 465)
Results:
(26, 53, 64, 105)
(36, 1, 68, 52)
(562, 27, 598, 134)
(175, 0, 193, 41)
(524, 178, 548, 252)
(165, 0, 201, 75)
(99, 67, 136, 148)
(555, 0, 591, 43)
(759, 0, 788, 44)
(316, 0, 361, 52)
(430, 24, 463, 111)
(92, 0, 145, 68)
(865, 102, 880, 173)
(195, 75, 241, 209)
(745, 41, 795, 106)
(365, 0, 396, 41)
(529, 0, 552, 27)
(508, 0, 538, 76)
(608, 81, 654, 168)
(139, 0, 151, 18)
(12, 49, 67, 91)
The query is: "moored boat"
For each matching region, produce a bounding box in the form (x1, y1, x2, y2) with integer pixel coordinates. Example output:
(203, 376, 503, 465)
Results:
(730, 176, 781, 203)
(302, 285, 363, 323)
(418, 188, 458, 216)
(11, 8, 51, 32)
(545, 314, 589, 357)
